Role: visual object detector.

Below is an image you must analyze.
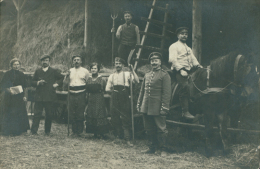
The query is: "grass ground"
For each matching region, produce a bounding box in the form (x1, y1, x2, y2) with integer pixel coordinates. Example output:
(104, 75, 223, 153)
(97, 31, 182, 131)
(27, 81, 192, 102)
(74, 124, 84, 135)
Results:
(0, 119, 258, 169)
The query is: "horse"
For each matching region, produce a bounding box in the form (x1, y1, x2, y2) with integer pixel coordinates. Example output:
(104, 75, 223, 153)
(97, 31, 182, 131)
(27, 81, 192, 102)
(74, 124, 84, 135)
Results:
(169, 52, 256, 156)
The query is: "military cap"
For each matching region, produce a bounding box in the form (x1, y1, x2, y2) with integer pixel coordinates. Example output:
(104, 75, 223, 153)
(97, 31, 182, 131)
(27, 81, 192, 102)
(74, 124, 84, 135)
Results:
(176, 27, 189, 35)
(40, 54, 51, 61)
(71, 55, 82, 61)
(115, 57, 126, 65)
(148, 52, 162, 62)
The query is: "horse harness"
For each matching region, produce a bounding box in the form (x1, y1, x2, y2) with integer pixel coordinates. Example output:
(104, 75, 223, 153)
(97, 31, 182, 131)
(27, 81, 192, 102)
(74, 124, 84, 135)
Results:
(192, 54, 244, 97)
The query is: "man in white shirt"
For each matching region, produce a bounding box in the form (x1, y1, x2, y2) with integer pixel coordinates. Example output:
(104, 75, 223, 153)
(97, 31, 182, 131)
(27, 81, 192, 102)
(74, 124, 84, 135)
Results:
(169, 27, 202, 119)
(66, 55, 89, 136)
(106, 57, 139, 146)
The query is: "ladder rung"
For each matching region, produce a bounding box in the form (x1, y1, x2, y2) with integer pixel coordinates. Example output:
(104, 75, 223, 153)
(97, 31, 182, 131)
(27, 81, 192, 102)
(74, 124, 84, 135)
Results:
(146, 4, 175, 14)
(136, 45, 167, 52)
(141, 17, 172, 27)
(139, 31, 170, 39)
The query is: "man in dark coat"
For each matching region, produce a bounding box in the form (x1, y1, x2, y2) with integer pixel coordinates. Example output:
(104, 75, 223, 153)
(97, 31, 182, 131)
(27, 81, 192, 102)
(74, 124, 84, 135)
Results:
(31, 55, 63, 135)
(137, 52, 171, 156)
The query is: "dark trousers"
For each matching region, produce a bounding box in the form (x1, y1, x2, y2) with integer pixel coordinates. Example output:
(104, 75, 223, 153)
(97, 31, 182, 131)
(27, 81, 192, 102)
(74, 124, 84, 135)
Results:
(176, 73, 190, 112)
(143, 114, 168, 150)
(69, 92, 86, 135)
(31, 101, 54, 134)
(110, 86, 132, 140)
(118, 44, 135, 63)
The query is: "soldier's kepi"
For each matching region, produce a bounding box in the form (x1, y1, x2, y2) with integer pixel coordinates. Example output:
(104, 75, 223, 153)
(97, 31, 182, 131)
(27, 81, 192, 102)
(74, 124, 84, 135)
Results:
(137, 52, 171, 156)
(168, 27, 203, 119)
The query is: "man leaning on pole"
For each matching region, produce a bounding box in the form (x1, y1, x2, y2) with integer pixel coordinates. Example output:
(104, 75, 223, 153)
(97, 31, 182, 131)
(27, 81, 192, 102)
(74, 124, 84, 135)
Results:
(137, 52, 171, 156)
(105, 57, 139, 146)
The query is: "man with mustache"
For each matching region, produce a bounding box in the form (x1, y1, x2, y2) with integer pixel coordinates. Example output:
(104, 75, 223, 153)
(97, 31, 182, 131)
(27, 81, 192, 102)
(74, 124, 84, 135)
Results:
(106, 57, 139, 146)
(169, 27, 202, 119)
(31, 55, 64, 135)
(65, 55, 89, 137)
(115, 11, 140, 62)
(137, 52, 171, 156)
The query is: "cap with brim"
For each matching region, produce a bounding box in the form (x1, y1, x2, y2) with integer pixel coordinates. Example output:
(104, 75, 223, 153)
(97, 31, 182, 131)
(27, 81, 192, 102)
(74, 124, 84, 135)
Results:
(176, 27, 189, 35)
(71, 55, 82, 61)
(40, 54, 51, 61)
(115, 57, 126, 65)
(148, 52, 162, 62)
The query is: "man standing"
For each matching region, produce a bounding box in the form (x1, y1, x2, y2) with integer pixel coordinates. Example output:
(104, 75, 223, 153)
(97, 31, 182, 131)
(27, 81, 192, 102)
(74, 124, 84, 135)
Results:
(31, 55, 63, 135)
(137, 52, 171, 156)
(66, 55, 89, 137)
(169, 27, 202, 119)
(106, 57, 139, 146)
(116, 11, 140, 62)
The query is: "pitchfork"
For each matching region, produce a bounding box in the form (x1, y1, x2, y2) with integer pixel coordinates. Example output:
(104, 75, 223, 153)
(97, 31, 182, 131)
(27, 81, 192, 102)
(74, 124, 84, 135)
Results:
(111, 13, 118, 66)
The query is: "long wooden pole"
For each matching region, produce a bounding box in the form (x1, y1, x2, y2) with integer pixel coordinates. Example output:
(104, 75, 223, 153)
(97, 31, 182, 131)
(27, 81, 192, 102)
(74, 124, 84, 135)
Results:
(192, 0, 202, 63)
(83, 0, 88, 48)
(134, 0, 156, 70)
(67, 73, 70, 136)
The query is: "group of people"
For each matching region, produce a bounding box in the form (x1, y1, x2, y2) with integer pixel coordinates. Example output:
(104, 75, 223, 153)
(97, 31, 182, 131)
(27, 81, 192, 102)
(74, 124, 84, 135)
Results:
(0, 10, 202, 156)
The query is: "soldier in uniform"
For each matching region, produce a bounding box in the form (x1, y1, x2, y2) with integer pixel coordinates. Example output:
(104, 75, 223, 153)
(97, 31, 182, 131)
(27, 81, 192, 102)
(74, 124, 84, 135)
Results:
(169, 27, 202, 119)
(106, 57, 139, 146)
(137, 52, 171, 156)
(116, 11, 140, 62)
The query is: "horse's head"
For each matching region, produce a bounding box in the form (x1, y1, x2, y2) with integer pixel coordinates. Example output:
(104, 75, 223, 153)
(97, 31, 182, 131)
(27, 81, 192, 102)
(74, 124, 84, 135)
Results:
(234, 53, 259, 98)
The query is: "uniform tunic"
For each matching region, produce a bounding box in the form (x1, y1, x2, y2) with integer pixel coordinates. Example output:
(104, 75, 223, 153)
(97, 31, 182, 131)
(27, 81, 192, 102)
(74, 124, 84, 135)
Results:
(137, 68, 171, 115)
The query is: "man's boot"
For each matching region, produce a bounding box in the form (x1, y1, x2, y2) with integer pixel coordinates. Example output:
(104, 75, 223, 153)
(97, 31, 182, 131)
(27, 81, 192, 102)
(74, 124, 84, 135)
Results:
(141, 133, 156, 154)
(156, 133, 167, 156)
(124, 129, 133, 147)
(180, 97, 195, 119)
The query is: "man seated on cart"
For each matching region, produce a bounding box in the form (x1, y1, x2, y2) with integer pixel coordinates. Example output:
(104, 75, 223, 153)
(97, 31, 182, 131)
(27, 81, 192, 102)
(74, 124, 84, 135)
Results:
(169, 27, 203, 119)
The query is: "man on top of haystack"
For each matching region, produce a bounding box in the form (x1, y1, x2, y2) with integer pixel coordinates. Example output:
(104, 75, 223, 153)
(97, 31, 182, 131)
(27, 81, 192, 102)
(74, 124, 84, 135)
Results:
(169, 27, 203, 119)
(116, 11, 140, 62)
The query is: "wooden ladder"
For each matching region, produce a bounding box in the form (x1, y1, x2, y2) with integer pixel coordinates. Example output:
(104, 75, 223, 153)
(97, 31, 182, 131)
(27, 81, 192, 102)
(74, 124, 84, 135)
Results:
(134, 0, 174, 70)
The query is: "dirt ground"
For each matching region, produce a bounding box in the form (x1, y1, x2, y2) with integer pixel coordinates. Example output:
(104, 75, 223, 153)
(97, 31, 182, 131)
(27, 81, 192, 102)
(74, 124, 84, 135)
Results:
(0, 119, 258, 169)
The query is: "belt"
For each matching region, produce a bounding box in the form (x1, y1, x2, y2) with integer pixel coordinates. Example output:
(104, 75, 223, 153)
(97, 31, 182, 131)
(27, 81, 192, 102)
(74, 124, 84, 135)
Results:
(69, 85, 86, 91)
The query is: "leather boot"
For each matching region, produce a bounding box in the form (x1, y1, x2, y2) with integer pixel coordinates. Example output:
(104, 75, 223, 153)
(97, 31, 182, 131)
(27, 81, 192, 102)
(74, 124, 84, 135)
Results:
(156, 133, 167, 156)
(180, 97, 195, 119)
(142, 132, 156, 154)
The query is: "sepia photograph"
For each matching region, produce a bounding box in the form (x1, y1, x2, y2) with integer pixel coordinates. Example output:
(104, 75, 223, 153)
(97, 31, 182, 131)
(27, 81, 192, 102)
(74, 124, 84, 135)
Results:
(0, 0, 259, 168)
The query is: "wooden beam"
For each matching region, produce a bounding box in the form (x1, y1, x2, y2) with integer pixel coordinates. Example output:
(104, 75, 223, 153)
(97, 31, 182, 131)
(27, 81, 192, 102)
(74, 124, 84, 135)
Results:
(166, 120, 260, 134)
(136, 45, 167, 52)
(146, 4, 175, 14)
(83, 0, 88, 48)
(139, 31, 169, 39)
(192, 0, 202, 63)
(160, 4, 169, 51)
(141, 17, 172, 27)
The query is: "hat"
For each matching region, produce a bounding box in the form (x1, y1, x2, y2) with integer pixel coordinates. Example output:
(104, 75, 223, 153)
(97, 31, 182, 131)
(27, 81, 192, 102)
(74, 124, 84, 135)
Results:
(148, 52, 162, 62)
(176, 27, 189, 35)
(71, 55, 82, 61)
(115, 57, 126, 65)
(123, 11, 133, 16)
(40, 54, 51, 61)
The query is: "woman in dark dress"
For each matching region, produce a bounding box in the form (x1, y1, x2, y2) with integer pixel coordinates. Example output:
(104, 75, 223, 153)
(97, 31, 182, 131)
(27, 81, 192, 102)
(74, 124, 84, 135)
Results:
(0, 58, 30, 136)
(85, 62, 109, 138)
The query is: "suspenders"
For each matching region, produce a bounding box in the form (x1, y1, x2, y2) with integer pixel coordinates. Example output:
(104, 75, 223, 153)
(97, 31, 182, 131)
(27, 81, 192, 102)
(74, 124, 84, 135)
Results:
(112, 71, 126, 92)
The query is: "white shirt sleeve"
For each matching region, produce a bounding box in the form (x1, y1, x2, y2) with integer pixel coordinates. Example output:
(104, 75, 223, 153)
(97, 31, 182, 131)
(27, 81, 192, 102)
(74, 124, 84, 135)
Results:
(105, 75, 113, 92)
(169, 44, 183, 71)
